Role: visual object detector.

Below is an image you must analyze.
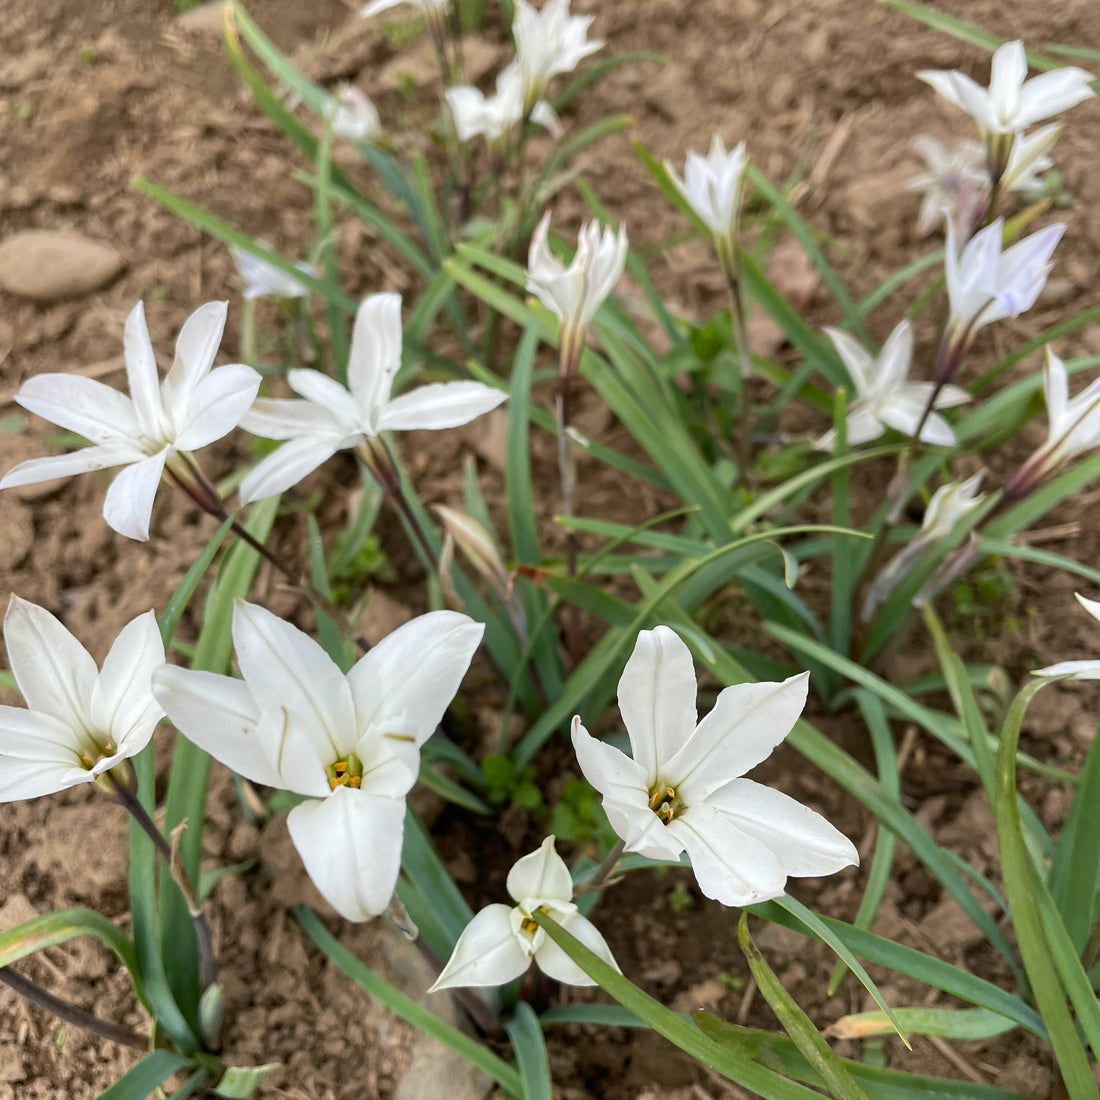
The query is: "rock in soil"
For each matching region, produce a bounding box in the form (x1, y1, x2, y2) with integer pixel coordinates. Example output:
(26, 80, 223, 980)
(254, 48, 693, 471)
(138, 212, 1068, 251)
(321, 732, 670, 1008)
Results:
(0, 231, 125, 302)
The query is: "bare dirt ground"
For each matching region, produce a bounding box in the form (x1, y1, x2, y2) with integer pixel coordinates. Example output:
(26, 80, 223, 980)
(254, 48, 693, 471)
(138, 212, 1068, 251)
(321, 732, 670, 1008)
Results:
(2, 0, 1100, 1096)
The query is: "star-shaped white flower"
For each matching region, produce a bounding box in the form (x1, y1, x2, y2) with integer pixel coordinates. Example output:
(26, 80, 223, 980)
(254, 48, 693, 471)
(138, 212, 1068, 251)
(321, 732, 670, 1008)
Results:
(238, 292, 507, 503)
(919, 40, 1094, 136)
(665, 135, 749, 255)
(429, 835, 619, 991)
(512, 0, 602, 113)
(1034, 594, 1100, 680)
(906, 136, 988, 238)
(0, 597, 164, 802)
(571, 627, 858, 907)
(814, 321, 969, 451)
(231, 246, 317, 301)
(446, 63, 560, 146)
(153, 600, 484, 921)
(526, 212, 628, 376)
(0, 301, 260, 541)
(944, 218, 1064, 351)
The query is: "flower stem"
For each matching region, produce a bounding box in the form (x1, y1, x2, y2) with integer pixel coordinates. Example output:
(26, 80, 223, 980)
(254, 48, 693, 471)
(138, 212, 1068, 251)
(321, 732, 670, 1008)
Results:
(723, 258, 755, 485)
(0, 966, 151, 1051)
(105, 772, 218, 995)
(575, 839, 626, 896)
(557, 365, 583, 663)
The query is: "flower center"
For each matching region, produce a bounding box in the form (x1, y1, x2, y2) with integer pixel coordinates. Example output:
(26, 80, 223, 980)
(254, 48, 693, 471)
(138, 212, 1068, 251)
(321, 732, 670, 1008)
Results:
(77, 734, 118, 771)
(649, 783, 682, 824)
(327, 754, 364, 791)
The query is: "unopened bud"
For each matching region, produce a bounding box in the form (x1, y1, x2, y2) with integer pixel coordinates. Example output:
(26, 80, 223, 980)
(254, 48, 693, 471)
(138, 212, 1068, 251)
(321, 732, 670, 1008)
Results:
(434, 506, 510, 600)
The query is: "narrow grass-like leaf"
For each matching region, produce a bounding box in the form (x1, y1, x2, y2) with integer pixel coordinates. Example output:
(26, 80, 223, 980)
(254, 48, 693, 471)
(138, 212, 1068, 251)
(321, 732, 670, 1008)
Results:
(401, 806, 474, 950)
(857, 250, 943, 317)
(532, 913, 825, 1099)
(505, 1002, 553, 1100)
(0, 909, 137, 976)
(739, 912, 871, 1100)
(540, 1004, 645, 1028)
(160, 518, 233, 648)
(95, 1052, 191, 1100)
(994, 679, 1096, 1097)
(828, 1006, 1016, 1041)
(417, 762, 492, 815)
(295, 907, 522, 1094)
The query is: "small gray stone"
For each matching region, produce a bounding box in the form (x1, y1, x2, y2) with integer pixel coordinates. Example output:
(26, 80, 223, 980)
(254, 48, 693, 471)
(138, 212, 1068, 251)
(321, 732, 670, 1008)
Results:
(0, 231, 125, 302)
(394, 1036, 493, 1100)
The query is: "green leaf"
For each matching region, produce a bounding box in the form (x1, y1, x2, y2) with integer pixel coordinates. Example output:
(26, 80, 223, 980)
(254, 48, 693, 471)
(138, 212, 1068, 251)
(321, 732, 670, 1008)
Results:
(739, 912, 871, 1100)
(532, 913, 829, 1099)
(827, 1006, 1016, 1041)
(505, 1002, 552, 1100)
(159, 517, 232, 648)
(0, 909, 137, 975)
(993, 679, 1096, 1096)
(213, 1063, 280, 1098)
(540, 1003, 645, 1028)
(95, 1051, 191, 1100)
(295, 907, 521, 1094)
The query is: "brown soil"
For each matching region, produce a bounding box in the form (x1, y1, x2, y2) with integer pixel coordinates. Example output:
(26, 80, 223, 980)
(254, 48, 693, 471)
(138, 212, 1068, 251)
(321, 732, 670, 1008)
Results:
(2, 0, 1100, 1097)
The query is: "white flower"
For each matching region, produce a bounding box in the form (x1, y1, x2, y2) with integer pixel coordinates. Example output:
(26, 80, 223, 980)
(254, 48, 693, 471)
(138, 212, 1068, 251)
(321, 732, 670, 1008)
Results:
(944, 218, 1064, 352)
(153, 600, 484, 921)
(512, 0, 602, 113)
(238, 292, 507, 503)
(526, 212, 628, 375)
(1034, 594, 1100, 680)
(446, 63, 560, 146)
(1005, 348, 1100, 498)
(362, 0, 449, 17)
(429, 836, 619, 990)
(905, 136, 988, 238)
(1001, 123, 1059, 192)
(571, 627, 858, 907)
(814, 321, 969, 451)
(329, 85, 382, 143)
(0, 597, 164, 802)
(665, 136, 749, 255)
(919, 40, 1094, 136)
(230, 246, 317, 301)
(0, 302, 261, 541)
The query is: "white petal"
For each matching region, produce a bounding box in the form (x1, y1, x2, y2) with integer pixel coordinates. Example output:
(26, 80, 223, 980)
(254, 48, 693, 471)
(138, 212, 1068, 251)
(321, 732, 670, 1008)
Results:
(14, 374, 140, 444)
(347, 610, 483, 746)
(530, 99, 563, 137)
(238, 436, 343, 505)
(1016, 67, 1096, 129)
(617, 626, 699, 783)
(348, 293, 404, 424)
(253, 706, 332, 798)
(1043, 347, 1069, 429)
(669, 673, 809, 803)
(707, 779, 859, 878)
(233, 601, 357, 757)
(989, 40, 1027, 119)
(506, 835, 573, 907)
(1033, 660, 1100, 680)
(535, 908, 619, 986)
(0, 705, 83, 762)
(876, 321, 914, 394)
(161, 301, 228, 415)
(916, 411, 958, 448)
(123, 302, 167, 441)
(353, 730, 419, 800)
(3, 596, 97, 730)
(377, 381, 507, 433)
(844, 406, 887, 446)
(287, 369, 361, 428)
(102, 449, 167, 541)
(91, 611, 164, 755)
(823, 327, 873, 396)
(174, 364, 261, 451)
(241, 397, 346, 441)
(0, 444, 142, 491)
(429, 904, 529, 991)
(287, 787, 407, 921)
(668, 802, 786, 906)
(152, 665, 284, 788)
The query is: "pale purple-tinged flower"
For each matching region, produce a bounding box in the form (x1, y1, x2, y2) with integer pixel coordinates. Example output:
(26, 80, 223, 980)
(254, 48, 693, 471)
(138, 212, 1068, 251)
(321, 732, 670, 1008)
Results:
(429, 836, 619, 990)
(512, 0, 602, 113)
(1005, 348, 1100, 498)
(814, 321, 969, 452)
(238, 293, 506, 503)
(1001, 123, 1059, 192)
(906, 136, 988, 238)
(446, 63, 560, 146)
(943, 218, 1064, 361)
(919, 41, 1093, 177)
(0, 301, 260, 541)
(0, 597, 164, 802)
(666, 136, 749, 268)
(329, 85, 382, 143)
(526, 212, 628, 377)
(231, 246, 317, 301)
(153, 601, 484, 921)
(1034, 594, 1100, 680)
(571, 627, 858, 907)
